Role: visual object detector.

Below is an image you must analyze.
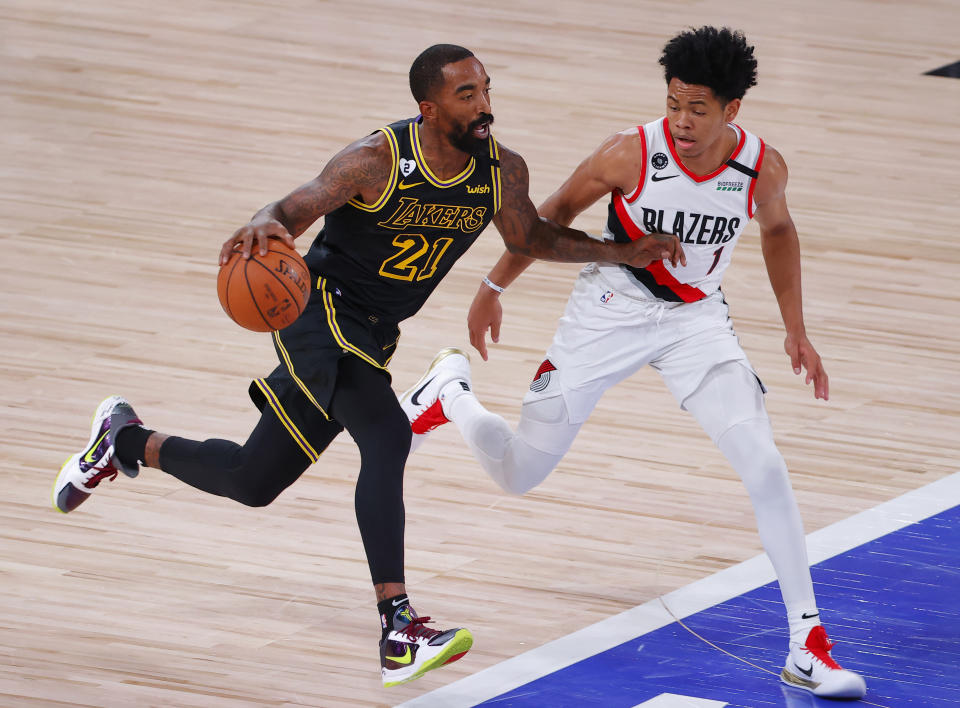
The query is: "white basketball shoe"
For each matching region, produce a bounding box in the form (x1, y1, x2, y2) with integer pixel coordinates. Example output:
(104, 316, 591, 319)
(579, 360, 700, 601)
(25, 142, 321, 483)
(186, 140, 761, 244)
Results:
(781, 625, 866, 698)
(398, 347, 472, 453)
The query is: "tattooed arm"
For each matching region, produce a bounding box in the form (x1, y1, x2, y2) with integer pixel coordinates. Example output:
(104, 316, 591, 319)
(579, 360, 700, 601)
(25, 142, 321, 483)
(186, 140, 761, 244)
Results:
(469, 145, 685, 359)
(219, 132, 393, 263)
(492, 146, 683, 266)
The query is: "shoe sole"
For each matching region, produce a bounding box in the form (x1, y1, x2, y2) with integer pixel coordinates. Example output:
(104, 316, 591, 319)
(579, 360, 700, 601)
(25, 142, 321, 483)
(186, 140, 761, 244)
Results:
(398, 347, 470, 406)
(781, 667, 867, 698)
(382, 628, 473, 687)
(50, 396, 124, 514)
(51, 454, 82, 514)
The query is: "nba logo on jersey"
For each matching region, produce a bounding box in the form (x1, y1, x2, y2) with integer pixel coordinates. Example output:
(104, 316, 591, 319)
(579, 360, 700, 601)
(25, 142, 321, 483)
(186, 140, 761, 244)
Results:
(600, 290, 614, 303)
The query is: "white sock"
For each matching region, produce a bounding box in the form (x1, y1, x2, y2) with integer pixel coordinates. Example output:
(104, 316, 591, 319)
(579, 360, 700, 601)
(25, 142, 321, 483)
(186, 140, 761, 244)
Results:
(786, 606, 822, 646)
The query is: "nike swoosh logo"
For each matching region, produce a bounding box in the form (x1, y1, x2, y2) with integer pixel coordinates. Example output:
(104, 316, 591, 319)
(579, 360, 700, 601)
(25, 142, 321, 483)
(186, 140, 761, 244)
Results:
(83, 431, 110, 463)
(391, 597, 408, 606)
(801, 612, 819, 619)
(387, 646, 413, 665)
(795, 662, 814, 677)
(651, 173, 678, 182)
(410, 376, 436, 406)
(398, 181, 424, 190)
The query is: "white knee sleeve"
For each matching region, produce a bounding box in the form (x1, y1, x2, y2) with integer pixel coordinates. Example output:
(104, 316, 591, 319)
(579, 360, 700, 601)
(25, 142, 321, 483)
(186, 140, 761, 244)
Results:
(449, 392, 581, 495)
(682, 361, 767, 443)
(716, 418, 817, 615)
(684, 361, 816, 615)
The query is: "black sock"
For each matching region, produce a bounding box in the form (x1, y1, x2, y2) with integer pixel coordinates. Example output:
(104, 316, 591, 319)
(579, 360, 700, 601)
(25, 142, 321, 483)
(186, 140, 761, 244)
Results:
(114, 425, 154, 467)
(378, 594, 409, 641)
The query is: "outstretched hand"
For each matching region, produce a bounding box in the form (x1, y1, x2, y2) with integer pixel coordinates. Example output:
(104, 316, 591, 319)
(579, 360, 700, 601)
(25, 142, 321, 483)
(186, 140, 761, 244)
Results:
(784, 332, 829, 400)
(468, 287, 503, 361)
(219, 220, 297, 265)
(622, 232, 686, 269)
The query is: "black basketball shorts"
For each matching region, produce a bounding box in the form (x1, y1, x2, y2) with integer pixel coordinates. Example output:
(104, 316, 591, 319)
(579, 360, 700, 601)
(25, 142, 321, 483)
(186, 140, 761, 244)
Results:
(248, 276, 400, 462)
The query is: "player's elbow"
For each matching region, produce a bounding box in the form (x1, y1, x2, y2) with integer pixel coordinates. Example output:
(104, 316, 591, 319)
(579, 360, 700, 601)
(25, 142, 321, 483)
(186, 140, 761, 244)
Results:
(503, 236, 533, 257)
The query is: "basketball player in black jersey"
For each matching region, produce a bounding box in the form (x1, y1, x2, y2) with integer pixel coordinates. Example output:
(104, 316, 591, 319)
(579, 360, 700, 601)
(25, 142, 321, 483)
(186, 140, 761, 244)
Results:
(52, 44, 683, 687)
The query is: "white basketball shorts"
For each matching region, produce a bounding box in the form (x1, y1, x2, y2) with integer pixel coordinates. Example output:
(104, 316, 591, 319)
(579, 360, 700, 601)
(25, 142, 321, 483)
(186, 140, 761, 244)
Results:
(525, 263, 764, 425)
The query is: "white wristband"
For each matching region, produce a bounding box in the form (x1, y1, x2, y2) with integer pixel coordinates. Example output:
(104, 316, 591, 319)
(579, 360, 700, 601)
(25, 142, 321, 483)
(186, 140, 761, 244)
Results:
(482, 276, 505, 294)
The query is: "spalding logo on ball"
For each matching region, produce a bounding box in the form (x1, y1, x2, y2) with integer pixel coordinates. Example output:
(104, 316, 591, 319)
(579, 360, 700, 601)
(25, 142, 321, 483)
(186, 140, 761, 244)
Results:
(217, 240, 310, 332)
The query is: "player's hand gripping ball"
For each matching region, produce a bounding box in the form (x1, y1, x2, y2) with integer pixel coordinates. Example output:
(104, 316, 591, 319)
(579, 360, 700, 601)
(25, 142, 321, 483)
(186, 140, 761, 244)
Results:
(217, 239, 310, 332)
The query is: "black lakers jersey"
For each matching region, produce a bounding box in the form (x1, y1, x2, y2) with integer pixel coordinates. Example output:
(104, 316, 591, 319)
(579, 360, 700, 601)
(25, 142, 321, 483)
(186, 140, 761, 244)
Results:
(304, 116, 502, 322)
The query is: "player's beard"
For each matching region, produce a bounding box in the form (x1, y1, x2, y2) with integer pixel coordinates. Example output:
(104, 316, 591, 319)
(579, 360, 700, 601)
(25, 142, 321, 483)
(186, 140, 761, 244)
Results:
(448, 113, 494, 155)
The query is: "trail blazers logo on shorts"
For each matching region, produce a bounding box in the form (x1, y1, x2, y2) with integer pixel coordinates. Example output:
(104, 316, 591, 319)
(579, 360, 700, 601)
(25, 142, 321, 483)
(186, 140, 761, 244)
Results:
(530, 359, 557, 393)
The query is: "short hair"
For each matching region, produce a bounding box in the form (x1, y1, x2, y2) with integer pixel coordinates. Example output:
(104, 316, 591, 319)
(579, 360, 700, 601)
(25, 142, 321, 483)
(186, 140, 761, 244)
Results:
(409, 44, 475, 102)
(659, 26, 758, 103)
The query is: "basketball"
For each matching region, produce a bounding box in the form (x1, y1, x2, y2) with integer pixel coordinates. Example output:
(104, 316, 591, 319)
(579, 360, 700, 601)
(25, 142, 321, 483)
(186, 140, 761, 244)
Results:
(217, 239, 311, 332)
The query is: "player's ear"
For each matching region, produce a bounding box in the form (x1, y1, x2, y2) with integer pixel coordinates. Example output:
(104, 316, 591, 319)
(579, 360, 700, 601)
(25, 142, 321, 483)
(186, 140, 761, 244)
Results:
(723, 98, 741, 123)
(419, 100, 438, 122)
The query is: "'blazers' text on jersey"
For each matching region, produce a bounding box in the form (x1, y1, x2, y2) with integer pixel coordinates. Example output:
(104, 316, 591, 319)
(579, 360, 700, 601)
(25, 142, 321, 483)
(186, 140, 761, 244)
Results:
(600, 117, 765, 303)
(305, 116, 502, 322)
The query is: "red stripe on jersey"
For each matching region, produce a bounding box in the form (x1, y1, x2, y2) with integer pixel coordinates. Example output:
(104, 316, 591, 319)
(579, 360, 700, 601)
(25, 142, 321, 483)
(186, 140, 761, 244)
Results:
(663, 118, 747, 183)
(643, 261, 707, 303)
(747, 138, 766, 219)
(613, 191, 647, 240)
(613, 192, 706, 303)
(624, 126, 648, 203)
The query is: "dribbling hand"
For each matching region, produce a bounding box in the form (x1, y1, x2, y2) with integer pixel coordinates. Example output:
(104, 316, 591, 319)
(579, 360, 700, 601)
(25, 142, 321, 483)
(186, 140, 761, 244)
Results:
(219, 220, 297, 265)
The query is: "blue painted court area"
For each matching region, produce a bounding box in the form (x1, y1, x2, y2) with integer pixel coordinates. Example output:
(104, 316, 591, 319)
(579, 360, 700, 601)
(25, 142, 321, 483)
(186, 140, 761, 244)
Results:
(476, 505, 960, 707)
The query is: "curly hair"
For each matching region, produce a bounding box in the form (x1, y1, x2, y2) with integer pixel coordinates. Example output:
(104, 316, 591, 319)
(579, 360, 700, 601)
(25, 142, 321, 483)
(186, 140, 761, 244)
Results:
(659, 27, 758, 103)
(409, 44, 475, 103)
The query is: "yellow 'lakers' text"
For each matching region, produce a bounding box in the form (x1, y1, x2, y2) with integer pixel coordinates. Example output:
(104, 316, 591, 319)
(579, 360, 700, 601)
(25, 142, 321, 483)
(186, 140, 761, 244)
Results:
(378, 197, 487, 233)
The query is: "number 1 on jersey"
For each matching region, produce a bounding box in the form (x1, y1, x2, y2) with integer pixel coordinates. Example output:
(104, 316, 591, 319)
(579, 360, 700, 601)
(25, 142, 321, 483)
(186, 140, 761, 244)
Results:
(706, 246, 724, 275)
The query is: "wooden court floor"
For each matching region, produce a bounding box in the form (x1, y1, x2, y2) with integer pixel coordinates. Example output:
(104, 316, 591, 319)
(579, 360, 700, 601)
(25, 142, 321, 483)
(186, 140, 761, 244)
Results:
(2, 1, 958, 706)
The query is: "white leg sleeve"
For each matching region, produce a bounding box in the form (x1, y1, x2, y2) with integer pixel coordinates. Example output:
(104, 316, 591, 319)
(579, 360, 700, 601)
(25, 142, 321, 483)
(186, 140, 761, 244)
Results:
(683, 362, 818, 626)
(447, 392, 583, 495)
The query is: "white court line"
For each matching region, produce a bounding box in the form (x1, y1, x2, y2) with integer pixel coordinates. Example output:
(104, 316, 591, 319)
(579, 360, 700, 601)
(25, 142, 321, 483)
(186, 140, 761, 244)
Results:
(634, 694, 729, 707)
(398, 471, 960, 708)
(633, 693, 730, 708)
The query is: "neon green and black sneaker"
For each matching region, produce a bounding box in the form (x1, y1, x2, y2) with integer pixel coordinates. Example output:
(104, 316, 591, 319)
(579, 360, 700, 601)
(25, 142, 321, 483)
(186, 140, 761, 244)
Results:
(52, 395, 142, 513)
(380, 603, 473, 687)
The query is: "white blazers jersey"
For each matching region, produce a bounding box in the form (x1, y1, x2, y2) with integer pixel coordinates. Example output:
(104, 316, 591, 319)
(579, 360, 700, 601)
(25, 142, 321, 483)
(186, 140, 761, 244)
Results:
(599, 117, 766, 302)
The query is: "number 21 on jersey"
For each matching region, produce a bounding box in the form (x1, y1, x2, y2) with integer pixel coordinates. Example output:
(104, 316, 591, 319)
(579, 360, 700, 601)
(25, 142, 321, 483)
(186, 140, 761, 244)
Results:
(378, 233, 454, 282)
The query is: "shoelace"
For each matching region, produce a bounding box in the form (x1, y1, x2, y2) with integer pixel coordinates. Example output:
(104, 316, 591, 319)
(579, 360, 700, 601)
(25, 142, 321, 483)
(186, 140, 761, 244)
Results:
(84, 468, 118, 488)
(803, 626, 842, 670)
(398, 616, 441, 641)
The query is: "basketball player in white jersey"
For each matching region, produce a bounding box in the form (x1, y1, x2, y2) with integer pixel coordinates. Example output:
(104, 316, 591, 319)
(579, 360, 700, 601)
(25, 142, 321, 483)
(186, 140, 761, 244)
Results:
(400, 27, 867, 699)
